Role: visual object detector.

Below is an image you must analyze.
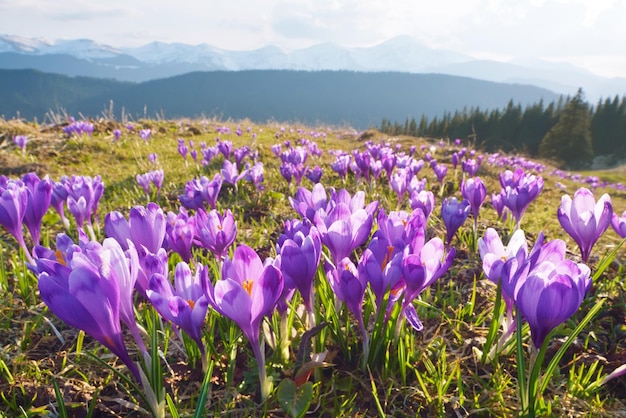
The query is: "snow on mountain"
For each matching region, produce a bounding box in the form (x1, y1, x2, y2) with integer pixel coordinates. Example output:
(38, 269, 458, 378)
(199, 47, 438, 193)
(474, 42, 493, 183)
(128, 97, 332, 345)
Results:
(40, 39, 122, 59)
(121, 41, 223, 64)
(0, 34, 121, 59)
(0, 34, 52, 53)
(351, 36, 473, 72)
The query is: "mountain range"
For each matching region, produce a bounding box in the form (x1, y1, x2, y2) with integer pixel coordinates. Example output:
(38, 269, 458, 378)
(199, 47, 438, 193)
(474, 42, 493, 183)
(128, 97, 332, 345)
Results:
(2, 34, 625, 102)
(0, 69, 560, 129)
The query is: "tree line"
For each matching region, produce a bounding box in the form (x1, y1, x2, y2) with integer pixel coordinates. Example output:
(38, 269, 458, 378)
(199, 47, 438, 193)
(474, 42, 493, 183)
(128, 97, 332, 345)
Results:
(380, 89, 626, 169)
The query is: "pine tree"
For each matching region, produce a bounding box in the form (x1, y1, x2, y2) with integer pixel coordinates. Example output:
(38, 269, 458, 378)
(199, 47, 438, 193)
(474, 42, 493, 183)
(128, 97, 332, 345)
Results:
(539, 89, 594, 169)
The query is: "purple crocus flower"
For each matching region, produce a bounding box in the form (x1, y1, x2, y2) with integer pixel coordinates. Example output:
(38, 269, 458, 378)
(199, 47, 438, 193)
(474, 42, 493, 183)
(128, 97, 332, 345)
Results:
(200, 173, 223, 210)
(150, 169, 164, 193)
(557, 187, 612, 262)
(441, 197, 471, 247)
(193, 208, 237, 261)
(148, 153, 158, 165)
(234, 146, 250, 167)
(478, 227, 528, 321)
(136, 173, 152, 197)
(612, 210, 626, 238)
(409, 190, 435, 219)
(358, 233, 404, 311)
(271, 143, 282, 157)
(289, 183, 330, 222)
(330, 153, 351, 180)
(205, 244, 283, 400)
(51, 178, 70, 230)
(139, 129, 152, 142)
(400, 237, 455, 331)
(277, 227, 322, 316)
(244, 162, 265, 190)
(499, 169, 544, 229)
(67, 175, 104, 236)
(491, 192, 508, 221)
(217, 140, 232, 159)
(279, 163, 294, 184)
(0, 180, 30, 259)
(36, 237, 141, 382)
(13, 135, 28, 152)
(147, 262, 211, 370)
(325, 257, 369, 358)
(165, 208, 195, 263)
(462, 158, 480, 177)
(461, 177, 487, 229)
(314, 197, 375, 264)
(112, 129, 122, 141)
(178, 138, 189, 160)
(451, 152, 459, 170)
(128, 203, 166, 255)
(390, 168, 411, 207)
(431, 162, 448, 183)
(179, 174, 222, 210)
(221, 160, 245, 187)
(381, 150, 396, 180)
(22, 173, 53, 246)
(503, 235, 591, 349)
(105, 202, 166, 256)
(305, 165, 323, 184)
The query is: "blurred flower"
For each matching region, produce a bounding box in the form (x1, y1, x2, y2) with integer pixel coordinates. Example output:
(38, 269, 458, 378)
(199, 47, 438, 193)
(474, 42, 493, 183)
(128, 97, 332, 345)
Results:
(13, 135, 28, 152)
(612, 210, 626, 238)
(136, 173, 151, 197)
(305, 165, 323, 184)
(139, 129, 152, 142)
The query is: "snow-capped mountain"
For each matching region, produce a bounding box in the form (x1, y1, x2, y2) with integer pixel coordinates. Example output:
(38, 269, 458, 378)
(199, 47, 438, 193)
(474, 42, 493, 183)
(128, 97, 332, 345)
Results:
(1, 34, 624, 101)
(0, 34, 121, 60)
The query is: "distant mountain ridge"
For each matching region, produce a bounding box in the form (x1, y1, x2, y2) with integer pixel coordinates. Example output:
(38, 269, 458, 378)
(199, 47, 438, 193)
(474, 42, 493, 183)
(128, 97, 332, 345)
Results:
(2, 34, 625, 101)
(0, 69, 560, 129)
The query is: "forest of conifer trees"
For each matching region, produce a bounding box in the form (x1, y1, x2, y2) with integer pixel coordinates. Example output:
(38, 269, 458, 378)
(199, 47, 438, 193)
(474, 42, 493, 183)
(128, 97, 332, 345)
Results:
(380, 91, 626, 168)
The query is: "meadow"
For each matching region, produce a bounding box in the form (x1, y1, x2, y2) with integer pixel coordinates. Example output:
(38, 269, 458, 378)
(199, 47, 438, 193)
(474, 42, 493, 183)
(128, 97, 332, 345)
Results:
(0, 116, 625, 417)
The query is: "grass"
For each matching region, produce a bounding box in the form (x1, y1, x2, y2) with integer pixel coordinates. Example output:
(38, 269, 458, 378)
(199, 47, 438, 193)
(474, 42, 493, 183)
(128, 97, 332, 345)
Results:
(0, 116, 625, 417)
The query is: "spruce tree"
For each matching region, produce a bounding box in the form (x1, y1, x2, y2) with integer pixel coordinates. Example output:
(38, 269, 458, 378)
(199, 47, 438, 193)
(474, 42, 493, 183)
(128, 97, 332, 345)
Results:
(539, 89, 594, 169)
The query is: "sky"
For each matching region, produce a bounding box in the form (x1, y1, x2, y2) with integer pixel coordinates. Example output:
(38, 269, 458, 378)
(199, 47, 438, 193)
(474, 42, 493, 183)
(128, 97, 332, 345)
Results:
(1, 0, 625, 78)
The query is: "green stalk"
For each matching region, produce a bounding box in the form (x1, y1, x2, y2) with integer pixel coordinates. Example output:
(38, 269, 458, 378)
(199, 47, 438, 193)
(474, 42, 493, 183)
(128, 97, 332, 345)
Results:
(516, 307, 527, 415)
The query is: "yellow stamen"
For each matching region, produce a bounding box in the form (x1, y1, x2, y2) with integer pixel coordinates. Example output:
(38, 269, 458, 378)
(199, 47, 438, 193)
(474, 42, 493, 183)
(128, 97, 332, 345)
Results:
(55, 249, 66, 266)
(243, 279, 254, 296)
(187, 299, 195, 309)
(381, 245, 394, 271)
